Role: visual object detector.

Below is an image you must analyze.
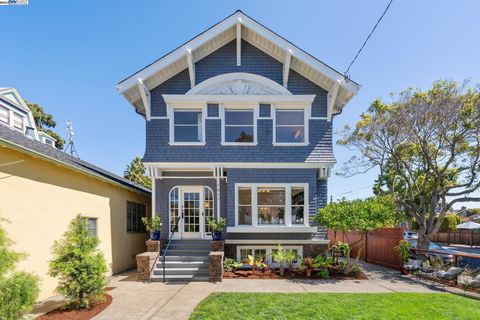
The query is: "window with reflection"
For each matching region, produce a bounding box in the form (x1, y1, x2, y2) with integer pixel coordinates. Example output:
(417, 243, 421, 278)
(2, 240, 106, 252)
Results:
(174, 110, 202, 142)
(275, 110, 304, 143)
(291, 187, 305, 224)
(204, 187, 214, 233)
(258, 187, 286, 224)
(224, 109, 254, 143)
(238, 187, 252, 225)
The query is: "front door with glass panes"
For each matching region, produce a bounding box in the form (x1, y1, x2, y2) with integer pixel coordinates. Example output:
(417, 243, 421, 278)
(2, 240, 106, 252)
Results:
(169, 186, 214, 239)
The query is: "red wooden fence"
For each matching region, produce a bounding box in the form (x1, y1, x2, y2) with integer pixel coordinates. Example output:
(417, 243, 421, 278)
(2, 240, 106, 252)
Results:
(328, 228, 404, 269)
(431, 230, 480, 246)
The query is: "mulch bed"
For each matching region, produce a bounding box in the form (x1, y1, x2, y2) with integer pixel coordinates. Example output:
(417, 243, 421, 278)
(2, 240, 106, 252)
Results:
(223, 269, 367, 280)
(37, 288, 114, 320)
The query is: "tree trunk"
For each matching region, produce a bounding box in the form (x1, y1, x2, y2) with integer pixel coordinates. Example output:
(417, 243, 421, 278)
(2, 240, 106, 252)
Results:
(417, 225, 430, 250)
(279, 265, 284, 276)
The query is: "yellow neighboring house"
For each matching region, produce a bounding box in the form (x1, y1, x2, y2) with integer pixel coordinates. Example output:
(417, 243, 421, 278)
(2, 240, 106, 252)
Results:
(0, 88, 151, 300)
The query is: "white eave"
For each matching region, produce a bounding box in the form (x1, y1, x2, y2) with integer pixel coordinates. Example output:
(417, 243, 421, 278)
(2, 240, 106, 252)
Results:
(117, 10, 361, 118)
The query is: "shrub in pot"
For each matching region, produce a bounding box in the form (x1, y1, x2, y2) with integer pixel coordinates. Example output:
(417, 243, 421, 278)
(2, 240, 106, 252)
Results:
(394, 240, 412, 275)
(206, 217, 226, 240)
(142, 215, 162, 240)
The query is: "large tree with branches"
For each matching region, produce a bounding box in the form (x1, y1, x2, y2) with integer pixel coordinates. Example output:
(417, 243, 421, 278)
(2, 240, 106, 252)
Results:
(338, 80, 480, 249)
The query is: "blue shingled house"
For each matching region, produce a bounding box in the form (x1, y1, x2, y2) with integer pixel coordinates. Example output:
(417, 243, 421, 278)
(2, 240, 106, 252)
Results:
(117, 10, 360, 280)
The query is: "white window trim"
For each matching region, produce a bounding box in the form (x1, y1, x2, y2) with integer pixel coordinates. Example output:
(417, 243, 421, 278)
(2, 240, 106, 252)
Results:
(272, 103, 310, 146)
(220, 103, 258, 146)
(236, 245, 303, 267)
(168, 104, 207, 146)
(233, 183, 309, 228)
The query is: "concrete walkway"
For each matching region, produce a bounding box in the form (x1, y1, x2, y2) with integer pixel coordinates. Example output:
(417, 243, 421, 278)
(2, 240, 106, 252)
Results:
(92, 262, 449, 320)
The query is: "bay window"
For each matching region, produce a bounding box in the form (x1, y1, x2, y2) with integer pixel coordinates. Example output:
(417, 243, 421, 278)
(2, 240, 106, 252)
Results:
(235, 183, 308, 227)
(237, 246, 303, 267)
(274, 109, 306, 144)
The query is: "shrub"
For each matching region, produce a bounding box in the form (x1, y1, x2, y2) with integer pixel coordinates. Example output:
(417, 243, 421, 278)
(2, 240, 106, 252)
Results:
(49, 214, 108, 309)
(317, 268, 329, 279)
(0, 221, 39, 319)
(223, 258, 242, 272)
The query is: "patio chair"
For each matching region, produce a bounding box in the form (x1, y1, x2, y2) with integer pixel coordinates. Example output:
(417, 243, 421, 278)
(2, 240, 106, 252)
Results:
(404, 259, 423, 273)
(431, 266, 467, 289)
(464, 275, 480, 291)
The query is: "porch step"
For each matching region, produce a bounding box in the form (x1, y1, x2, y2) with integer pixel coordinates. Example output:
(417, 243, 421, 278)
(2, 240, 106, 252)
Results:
(151, 275, 210, 282)
(155, 240, 211, 282)
(162, 249, 210, 256)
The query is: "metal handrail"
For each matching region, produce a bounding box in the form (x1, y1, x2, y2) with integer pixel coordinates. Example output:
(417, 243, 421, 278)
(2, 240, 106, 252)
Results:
(162, 216, 181, 282)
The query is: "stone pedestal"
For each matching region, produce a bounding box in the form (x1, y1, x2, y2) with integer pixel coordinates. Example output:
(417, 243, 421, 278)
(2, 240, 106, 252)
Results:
(211, 240, 224, 252)
(146, 240, 163, 252)
(136, 252, 159, 282)
(208, 251, 224, 282)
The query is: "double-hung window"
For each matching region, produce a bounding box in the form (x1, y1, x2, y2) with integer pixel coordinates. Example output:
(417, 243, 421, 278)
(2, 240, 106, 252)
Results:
(12, 112, 24, 132)
(223, 109, 255, 144)
(87, 218, 98, 237)
(235, 184, 308, 227)
(274, 109, 306, 144)
(172, 109, 203, 143)
(0, 106, 9, 124)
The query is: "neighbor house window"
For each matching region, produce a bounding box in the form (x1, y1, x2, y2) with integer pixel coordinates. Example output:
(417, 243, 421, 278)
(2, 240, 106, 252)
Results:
(0, 106, 9, 124)
(173, 109, 203, 142)
(235, 184, 308, 227)
(12, 112, 24, 132)
(275, 109, 305, 143)
(238, 187, 252, 225)
(224, 109, 254, 143)
(87, 218, 97, 237)
(127, 201, 147, 232)
(257, 187, 286, 225)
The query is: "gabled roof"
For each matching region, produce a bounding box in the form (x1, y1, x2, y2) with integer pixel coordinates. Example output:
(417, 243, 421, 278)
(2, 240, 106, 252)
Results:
(0, 124, 151, 195)
(117, 10, 360, 117)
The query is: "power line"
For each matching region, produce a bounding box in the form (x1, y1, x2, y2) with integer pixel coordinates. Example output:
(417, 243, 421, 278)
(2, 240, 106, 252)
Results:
(332, 184, 374, 198)
(344, 0, 394, 80)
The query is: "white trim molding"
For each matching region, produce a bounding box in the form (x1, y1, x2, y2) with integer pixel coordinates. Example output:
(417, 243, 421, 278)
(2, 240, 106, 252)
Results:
(327, 79, 341, 122)
(143, 162, 335, 171)
(236, 19, 242, 66)
(283, 49, 292, 88)
(225, 239, 329, 244)
(186, 49, 195, 88)
(186, 73, 293, 96)
(163, 94, 315, 104)
(227, 226, 317, 233)
(137, 79, 151, 121)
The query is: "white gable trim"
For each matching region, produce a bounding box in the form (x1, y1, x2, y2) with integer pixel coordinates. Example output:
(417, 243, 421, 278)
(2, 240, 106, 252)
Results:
(116, 11, 360, 96)
(137, 79, 151, 120)
(186, 72, 292, 96)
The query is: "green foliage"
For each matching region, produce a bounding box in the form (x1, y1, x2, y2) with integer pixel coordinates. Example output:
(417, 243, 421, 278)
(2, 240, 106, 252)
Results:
(338, 80, 480, 249)
(49, 214, 108, 310)
(271, 244, 298, 276)
(124, 156, 152, 189)
(394, 240, 412, 263)
(223, 258, 242, 272)
(412, 215, 460, 232)
(245, 255, 266, 271)
(141, 215, 162, 232)
(316, 196, 402, 233)
(0, 221, 39, 319)
(466, 208, 480, 216)
(25, 100, 65, 149)
(317, 268, 329, 279)
(206, 217, 226, 232)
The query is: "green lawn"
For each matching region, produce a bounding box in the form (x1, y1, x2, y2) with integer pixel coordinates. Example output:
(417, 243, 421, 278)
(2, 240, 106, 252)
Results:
(189, 292, 480, 320)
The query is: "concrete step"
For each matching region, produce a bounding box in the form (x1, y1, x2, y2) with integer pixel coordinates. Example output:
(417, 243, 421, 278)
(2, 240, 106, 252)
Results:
(157, 261, 207, 268)
(151, 275, 210, 282)
(162, 249, 210, 256)
(167, 244, 211, 250)
(153, 268, 209, 276)
(162, 255, 209, 262)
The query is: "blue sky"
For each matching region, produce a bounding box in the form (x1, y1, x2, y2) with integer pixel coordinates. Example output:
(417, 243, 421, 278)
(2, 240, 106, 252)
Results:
(1, 1, 479, 205)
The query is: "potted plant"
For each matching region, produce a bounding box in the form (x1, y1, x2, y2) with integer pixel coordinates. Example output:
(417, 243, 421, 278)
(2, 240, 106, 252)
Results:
(206, 217, 226, 241)
(394, 240, 412, 275)
(141, 215, 162, 240)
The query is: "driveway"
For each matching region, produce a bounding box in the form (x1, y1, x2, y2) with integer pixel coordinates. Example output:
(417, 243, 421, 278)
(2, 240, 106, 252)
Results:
(93, 262, 444, 320)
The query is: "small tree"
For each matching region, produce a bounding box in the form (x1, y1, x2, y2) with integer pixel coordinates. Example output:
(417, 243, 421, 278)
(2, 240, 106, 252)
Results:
(25, 100, 65, 149)
(124, 156, 151, 189)
(316, 196, 401, 262)
(0, 220, 39, 319)
(49, 215, 108, 309)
